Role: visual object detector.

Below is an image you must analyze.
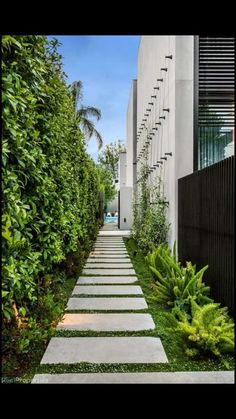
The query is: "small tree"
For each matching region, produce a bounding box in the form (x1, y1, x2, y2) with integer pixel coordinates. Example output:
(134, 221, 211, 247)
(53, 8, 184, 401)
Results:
(97, 166, 116, 212)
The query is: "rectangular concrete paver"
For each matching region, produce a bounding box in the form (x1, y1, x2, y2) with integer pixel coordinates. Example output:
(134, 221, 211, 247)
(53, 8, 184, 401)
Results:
(87, 258, 131, 263)
(95, 240, 125, 243)
(98, 231, 130, 236)
(95, 244, 126, 246)
(90, 252, 128, 256)
(95, 242, 125, 244)
(57, 313, 155, 331)
(32, 371, 235, 384)
(66, 297, 148, 310)
(93, 250, 127, 253)
(96, 240, 124, 243)
(95, 246, 126, 248)
(40, 337, 168, 364)
(89, 254, 129, 258)
(72, 285, 143, 295)
(94, 248, 126, 252)
(82, 268, 136, 276)
(77, 276, 137, 284)
(85, 263, 133, 269)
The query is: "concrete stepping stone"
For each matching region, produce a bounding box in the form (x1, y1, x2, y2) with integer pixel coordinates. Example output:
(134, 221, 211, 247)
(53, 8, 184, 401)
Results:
(85, 263, 133, 269)
(95, 243, 124, 246)
(95, 241, 125, 243)
(96, 242, 124, 243)
(40, 337, 168, 364)
(87, 258, 131, 263)
(96, 240, 124, 243)
(66, 297, 148, 310)
(57, 313, 155, 331)
(89, 255, 129, 259)
(77, 276, 137, 284)
(32, 371, 235, 384)
(90, 251, 128, 255)
(82, 268, 136, 276)
(94, 248, 126, 252)
(98, 231, 130, 236)
(95, 242, 124, 244)
(95, 245, 126, 248)
(72, 285, 143, 295)
(95, 243, 126, 246)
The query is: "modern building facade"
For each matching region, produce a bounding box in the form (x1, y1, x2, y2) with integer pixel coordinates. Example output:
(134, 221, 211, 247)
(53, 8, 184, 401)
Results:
(125, 36, 235, 312)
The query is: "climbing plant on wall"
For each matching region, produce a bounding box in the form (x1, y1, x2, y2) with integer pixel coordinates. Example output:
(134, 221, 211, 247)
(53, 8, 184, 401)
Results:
(132, 162, 169, 253)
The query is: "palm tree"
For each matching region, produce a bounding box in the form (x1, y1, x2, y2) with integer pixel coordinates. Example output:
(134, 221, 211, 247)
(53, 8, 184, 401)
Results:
(71, 80, 103, 150)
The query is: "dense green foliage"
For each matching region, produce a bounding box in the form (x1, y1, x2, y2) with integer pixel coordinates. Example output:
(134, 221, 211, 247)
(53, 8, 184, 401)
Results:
(146, 243, 212, 314)
(166, 299, 234, 358)
(98, 139, 126, 181)
(2, 35, 102, 354)
(132, 165, 169, 253)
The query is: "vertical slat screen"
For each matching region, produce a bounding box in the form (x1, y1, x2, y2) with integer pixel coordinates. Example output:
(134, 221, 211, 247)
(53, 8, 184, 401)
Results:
(178, 156, 234, 315)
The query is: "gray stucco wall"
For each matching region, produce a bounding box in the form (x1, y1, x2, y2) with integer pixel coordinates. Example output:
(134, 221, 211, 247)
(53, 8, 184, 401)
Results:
(119, 187, 133, 229)
(126, 80, 137, 189)
(135, 36, 194, 249)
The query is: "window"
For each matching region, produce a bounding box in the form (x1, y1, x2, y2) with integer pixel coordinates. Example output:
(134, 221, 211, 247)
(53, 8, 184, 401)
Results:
(195, 37, 235, 170)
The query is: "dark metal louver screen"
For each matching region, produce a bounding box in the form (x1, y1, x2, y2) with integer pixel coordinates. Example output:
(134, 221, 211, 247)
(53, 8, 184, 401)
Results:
(199, 37, 235, 127)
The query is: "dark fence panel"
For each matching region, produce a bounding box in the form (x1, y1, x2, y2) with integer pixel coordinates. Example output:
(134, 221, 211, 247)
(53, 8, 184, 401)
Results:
(178, 156, 234, 314)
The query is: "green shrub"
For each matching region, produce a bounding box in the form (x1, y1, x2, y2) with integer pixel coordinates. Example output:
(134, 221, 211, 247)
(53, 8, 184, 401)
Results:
(146, 243, 212, 313)
(2, 35, 101, 354)
(166, 299, 235, 358)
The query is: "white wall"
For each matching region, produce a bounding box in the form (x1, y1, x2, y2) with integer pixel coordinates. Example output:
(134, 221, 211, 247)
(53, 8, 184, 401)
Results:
(126, 80, 137, 189)
(118, 152, 127, 188)
(119, 187, 133, 229)
(136, 36, 194, 249)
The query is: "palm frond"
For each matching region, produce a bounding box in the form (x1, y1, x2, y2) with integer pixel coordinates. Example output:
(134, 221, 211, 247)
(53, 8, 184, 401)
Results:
(93, 127, 103, 149)
(79, 118, 103, 149)
(77, 106, 101, 121)
(81, 118, 94, 139)
(84, 106, 101, 120)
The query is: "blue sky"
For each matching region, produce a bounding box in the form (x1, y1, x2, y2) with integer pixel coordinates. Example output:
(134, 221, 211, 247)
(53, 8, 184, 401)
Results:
(48, 36, 140, 161)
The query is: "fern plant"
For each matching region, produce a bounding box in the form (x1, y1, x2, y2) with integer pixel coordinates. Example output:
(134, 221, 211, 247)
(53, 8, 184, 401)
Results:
(166, 299, 235, 358)
(146, 243, 212, 312)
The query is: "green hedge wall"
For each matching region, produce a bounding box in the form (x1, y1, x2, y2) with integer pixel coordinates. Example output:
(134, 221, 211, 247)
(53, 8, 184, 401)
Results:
(2, 36, 100, 325)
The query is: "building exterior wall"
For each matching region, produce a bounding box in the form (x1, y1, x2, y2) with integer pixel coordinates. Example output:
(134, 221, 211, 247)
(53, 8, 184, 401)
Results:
(134, 35, 194, 248)
(119, 186, 133, 229)
(126, 80, 137, 189)
(118, 152, 127, 188)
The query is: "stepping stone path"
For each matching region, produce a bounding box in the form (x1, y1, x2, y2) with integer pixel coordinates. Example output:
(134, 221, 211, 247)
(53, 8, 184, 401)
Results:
(32, 224, 231, 384)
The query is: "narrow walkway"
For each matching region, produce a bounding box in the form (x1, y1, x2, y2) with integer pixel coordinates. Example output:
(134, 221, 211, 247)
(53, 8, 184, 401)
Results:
(32, 224, 234, 384)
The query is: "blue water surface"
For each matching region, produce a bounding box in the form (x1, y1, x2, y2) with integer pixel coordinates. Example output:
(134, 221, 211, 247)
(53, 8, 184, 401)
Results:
(105, 216, 118, 223)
